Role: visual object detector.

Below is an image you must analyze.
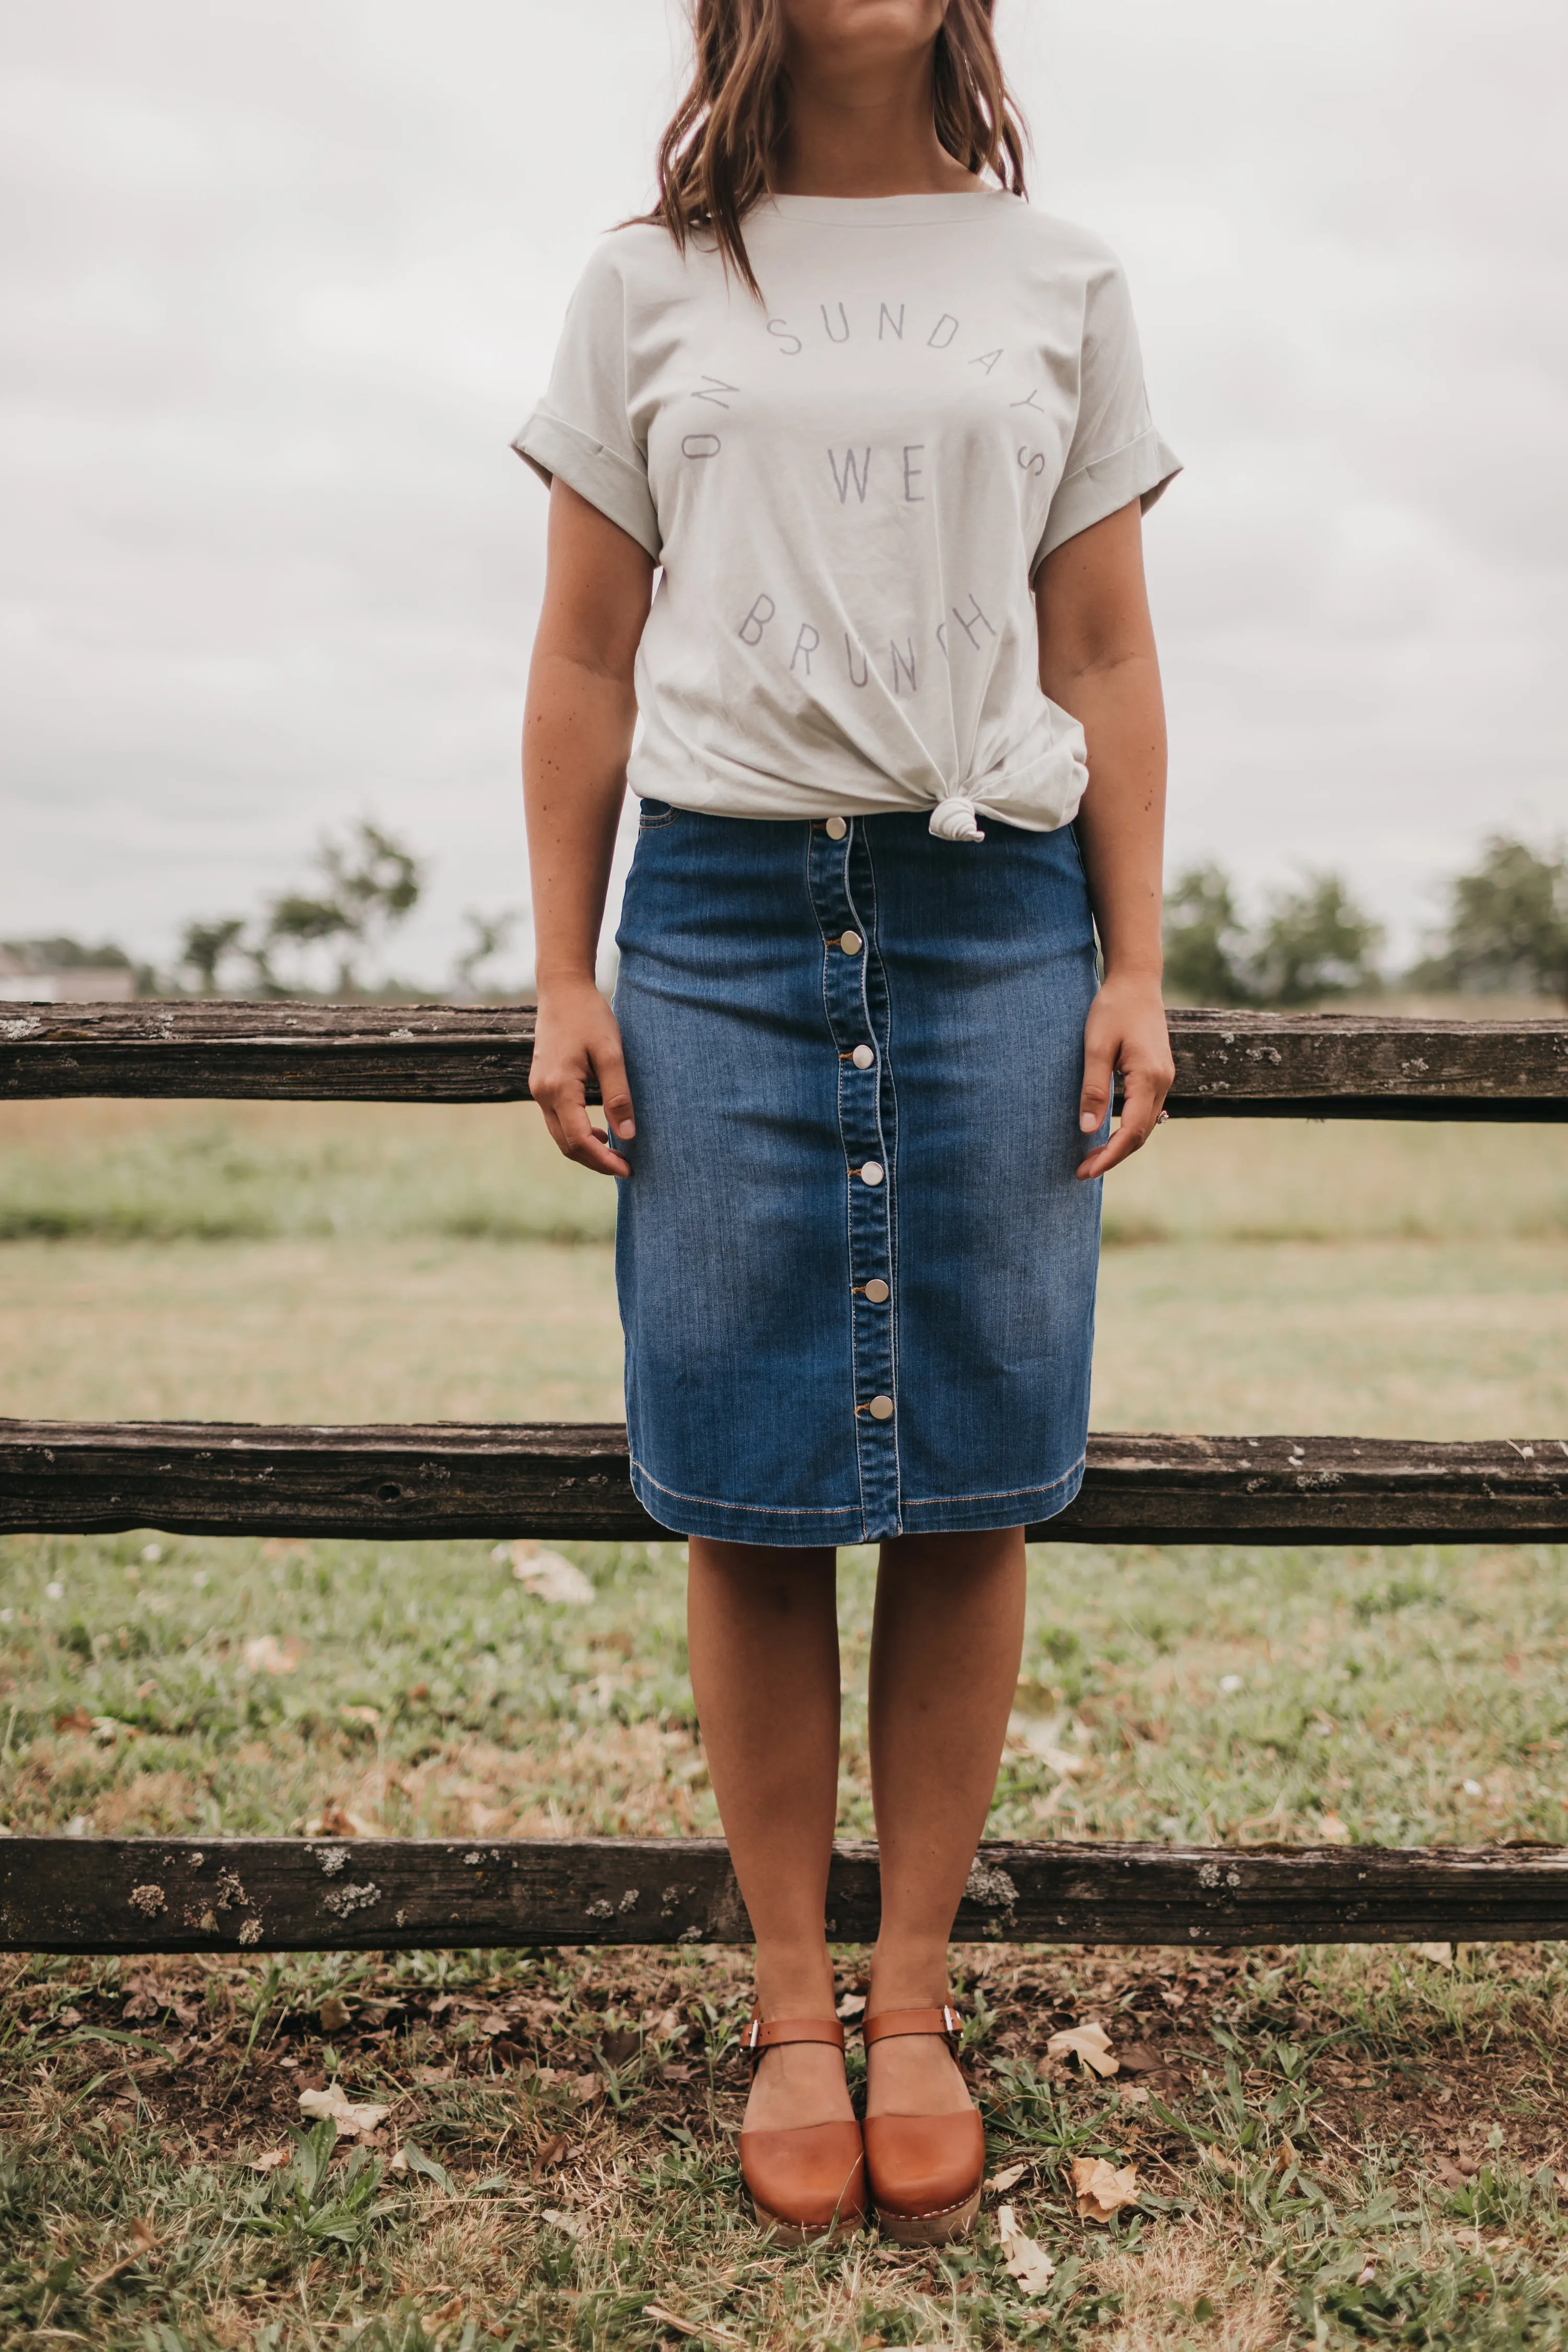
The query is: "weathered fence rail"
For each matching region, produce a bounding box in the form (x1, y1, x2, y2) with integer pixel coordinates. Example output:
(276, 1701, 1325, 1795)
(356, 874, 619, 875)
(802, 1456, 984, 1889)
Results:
(5, 1000, 1568, 1953)
(6, 1835, 1568, 1956)
(3, 999, 1566, 1117)
(5, 1421, 1566, 1545)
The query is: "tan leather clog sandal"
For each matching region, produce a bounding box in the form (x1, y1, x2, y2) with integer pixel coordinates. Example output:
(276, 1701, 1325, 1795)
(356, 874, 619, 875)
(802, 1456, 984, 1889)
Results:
(737, 2014, 866, 2248)
(861, 2005, 985, 2246)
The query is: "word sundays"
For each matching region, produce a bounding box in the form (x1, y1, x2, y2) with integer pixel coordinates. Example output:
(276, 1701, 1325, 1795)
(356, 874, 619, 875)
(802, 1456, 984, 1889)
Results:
(737, 586, 999, 699)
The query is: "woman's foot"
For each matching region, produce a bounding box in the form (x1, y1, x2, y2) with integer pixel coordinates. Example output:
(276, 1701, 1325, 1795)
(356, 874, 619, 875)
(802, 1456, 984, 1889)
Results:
(744, 2035, 857, 2135)
(860, 2004, 984, 2246)
(862, 2018, 973, 2120)
(739, 2013, 864, 2245)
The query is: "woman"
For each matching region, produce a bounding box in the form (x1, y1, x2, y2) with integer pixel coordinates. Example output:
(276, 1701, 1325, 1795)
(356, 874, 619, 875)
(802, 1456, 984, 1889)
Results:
(517, 0, 1177, 2248)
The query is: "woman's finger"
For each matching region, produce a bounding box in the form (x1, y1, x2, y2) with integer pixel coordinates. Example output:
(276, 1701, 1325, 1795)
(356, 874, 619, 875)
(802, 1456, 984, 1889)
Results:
(555, 1092, 631, 1175)
(535, 1075, 629, 1177)
(1079, 1030, 1117, 1136)
(1077, 1066, 1161, 1179)
(592, 1037, 637, 1143)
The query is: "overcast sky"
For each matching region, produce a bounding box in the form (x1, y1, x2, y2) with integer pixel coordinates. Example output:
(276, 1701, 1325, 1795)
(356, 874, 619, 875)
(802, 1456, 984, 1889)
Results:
(3, 0, 1564, 984)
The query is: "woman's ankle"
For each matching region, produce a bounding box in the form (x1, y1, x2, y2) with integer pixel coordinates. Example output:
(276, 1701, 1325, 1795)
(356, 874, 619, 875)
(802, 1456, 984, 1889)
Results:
(753, 1941, 839, 2020)
(866, 1937, 953, 2016)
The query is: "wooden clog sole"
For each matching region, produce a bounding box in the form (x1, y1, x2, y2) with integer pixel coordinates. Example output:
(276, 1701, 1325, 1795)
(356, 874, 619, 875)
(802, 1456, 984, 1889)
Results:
(874, 2180, 983, 2246)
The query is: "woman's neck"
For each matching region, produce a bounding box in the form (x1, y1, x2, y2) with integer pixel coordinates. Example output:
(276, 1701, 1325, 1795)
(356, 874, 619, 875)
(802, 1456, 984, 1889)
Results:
(773, 44, 980, 199)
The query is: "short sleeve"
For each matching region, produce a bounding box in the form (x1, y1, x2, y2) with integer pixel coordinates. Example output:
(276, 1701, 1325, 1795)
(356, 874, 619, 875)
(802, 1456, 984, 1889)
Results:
(512, 239, 661, 560)
(1035, 252, 1181, 570)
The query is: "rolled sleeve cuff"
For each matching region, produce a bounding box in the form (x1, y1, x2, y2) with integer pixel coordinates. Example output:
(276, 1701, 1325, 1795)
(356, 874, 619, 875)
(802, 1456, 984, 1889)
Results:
(1034, 426, 1182, 571)
(512, 405, 661, 561)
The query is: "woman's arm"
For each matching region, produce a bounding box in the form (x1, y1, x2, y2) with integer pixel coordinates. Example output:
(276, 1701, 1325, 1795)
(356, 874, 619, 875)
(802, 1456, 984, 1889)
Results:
(1035, 499, 1174, 1179)
(524, 479, 655, 1174)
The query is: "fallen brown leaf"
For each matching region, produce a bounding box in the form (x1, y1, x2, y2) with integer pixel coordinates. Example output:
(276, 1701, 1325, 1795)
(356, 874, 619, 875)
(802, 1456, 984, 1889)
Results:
(536, 2132, 570, 2167)
(572, 2071, 605, 2105)
(242, 1633, 303, 1675)
(250, 2149, 290, 2172)
(1070, 2155, 1140, 2223)
(510, 1541, 595, 1604)
(996, 2204, 1056, 2293)
(425, 2296, 464, 2325)
(1272, 2137, 1299, 2174)
(1113, 2043, 1166, 2074)
(53, 1708, 94, 1734)
(298, 2085, 390, 2137)
(318, 1996, 352, 2033)
(987, 2160, 1031, 2193)
(1046, 2020, 1120, 2078)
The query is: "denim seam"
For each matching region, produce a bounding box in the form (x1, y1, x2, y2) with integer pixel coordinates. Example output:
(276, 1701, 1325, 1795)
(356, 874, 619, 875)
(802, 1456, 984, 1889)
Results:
(902, 1452, 1088, 1509)
(631, 1460, 857, 1517)
(841, 823, 899, 1539)
(809, 821, 871, 1542)
(857, 818, 901, 1525)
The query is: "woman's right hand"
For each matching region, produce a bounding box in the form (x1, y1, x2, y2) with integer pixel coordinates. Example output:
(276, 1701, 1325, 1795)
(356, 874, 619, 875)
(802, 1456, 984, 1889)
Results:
(529, 978, 636, 1176)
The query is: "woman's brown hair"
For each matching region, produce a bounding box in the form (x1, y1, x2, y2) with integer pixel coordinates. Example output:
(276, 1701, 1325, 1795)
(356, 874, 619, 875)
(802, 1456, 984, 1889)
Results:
(644, 0, 1028, 296)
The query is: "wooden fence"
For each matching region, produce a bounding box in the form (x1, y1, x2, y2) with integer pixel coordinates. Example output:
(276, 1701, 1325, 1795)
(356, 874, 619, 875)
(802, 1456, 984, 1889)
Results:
(2, 998, 1566, 1956)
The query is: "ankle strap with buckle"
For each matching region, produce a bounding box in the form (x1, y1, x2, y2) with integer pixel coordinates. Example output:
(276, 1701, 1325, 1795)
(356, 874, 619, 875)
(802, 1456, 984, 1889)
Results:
(862, 2005, 962, 2048)
(744, 2013, 847, 2070)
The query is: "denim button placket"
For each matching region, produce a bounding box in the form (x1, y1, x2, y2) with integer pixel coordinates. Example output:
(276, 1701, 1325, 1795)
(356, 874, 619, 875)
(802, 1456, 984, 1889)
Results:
(813, 817, 900, 1538)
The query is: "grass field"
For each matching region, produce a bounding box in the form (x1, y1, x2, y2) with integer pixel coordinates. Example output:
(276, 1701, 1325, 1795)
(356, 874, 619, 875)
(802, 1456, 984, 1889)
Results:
(2, 1090, 1567, 2346)
(1, 1099, 1565, 1433)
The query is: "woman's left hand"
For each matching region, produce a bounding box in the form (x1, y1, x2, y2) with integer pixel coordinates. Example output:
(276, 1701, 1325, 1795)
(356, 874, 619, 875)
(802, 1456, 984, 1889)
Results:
(1075, 972, 1175, 1179)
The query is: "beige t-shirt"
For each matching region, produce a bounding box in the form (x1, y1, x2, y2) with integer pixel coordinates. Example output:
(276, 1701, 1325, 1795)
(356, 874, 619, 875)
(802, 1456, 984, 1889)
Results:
(515, 190, 1178, 841)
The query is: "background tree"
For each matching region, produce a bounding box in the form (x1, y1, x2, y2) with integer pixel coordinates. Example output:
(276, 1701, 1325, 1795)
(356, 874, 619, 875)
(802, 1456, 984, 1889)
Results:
(264, 820, 424, 996)
(1247, 871, 1384, 1006)
(1162, 863, 1252, 1005)
(452, 908, 522, 1000)
(179, 917, 246, 997)
(1412, 834, 1568, 1001)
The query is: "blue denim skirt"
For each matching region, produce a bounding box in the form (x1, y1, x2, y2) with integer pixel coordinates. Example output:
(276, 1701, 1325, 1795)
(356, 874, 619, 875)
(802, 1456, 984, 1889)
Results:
(612, 803, 1105, 1546)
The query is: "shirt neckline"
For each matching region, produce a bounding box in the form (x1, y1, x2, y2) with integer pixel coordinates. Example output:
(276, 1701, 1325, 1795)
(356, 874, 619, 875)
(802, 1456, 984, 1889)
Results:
(763, 190, 1010, 226)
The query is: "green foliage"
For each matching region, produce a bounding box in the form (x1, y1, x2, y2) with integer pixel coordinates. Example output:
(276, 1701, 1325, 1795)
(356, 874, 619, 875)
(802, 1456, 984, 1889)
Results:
(160, 817, 428, 999)
(263, 820, 425, 996)
(178, 918, 247, 998)
(1161, 864, 1383, 1006)
(1162, 862, 1251, 1005)
(243, 2120, 397, 2248)
(1415, 834, 1568, 1002)
(1248, 870, 1386, 1006)
(0, 935, 133, 973)
(1166, 833, 1568, 1009)
(453, 908, 522, 998)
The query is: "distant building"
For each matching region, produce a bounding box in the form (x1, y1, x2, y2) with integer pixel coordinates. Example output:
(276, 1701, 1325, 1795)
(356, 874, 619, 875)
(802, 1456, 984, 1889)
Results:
(0, 939, 139, 1002)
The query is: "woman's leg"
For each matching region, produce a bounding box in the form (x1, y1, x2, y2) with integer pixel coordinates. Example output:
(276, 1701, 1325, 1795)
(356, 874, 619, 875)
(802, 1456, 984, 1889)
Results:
(686, 1537, 854, 2131)
(864, 1527, 1028, 2115)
